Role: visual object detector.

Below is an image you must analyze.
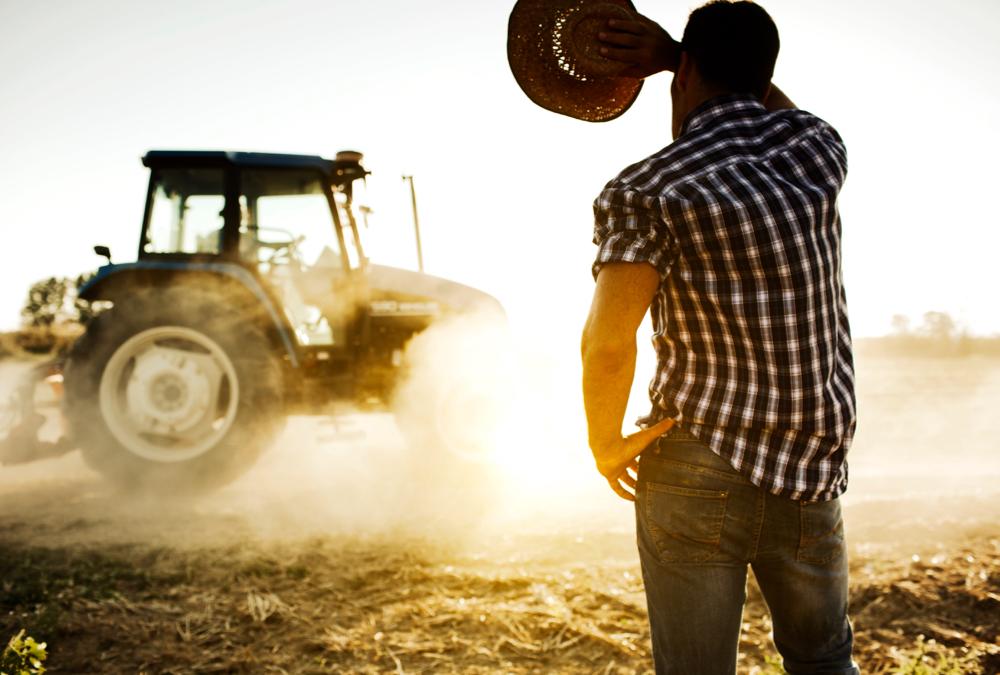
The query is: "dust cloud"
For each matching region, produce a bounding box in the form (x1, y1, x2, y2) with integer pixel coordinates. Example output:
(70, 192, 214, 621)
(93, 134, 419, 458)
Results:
(1, 325, 999, 555)
(0, 312, 623, 553)
(842, 347, 1000, 551)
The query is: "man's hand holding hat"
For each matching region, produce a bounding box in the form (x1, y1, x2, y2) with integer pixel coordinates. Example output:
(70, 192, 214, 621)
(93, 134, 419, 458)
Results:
(597, 15, 681, 79)
(508, 1, 683, 121)
(508, 0, 649, 122)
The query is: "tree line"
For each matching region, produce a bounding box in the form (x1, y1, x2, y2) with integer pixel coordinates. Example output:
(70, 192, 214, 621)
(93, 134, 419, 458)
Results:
(858, 311, 1000, 357)
(6, 277, 1000, 359)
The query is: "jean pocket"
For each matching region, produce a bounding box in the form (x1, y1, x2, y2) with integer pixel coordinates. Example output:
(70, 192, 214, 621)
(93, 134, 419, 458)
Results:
(640, 482, 728, 564)
(797, 499, 845, 565)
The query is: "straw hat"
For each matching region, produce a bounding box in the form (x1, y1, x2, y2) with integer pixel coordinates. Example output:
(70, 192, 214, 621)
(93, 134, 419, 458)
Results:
(507, 0, 644, 122)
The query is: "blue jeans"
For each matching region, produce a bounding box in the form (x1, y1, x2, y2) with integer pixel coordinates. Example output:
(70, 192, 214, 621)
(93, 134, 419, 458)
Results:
(635, 431, 859, 675)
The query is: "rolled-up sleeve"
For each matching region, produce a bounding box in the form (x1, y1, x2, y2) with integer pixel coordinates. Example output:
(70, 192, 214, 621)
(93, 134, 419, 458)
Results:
(592, 185, 677, 281)
(819, 121, 848, 183)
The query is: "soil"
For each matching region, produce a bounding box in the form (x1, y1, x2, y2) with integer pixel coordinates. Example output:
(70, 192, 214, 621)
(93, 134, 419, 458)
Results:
(0, 473, 997, 674)
(2, 351, 1000, 673)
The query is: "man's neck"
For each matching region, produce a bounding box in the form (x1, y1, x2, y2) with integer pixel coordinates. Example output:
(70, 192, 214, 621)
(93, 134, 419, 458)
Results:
(685, 85, 745, 118)
(674, 86, 747, 139)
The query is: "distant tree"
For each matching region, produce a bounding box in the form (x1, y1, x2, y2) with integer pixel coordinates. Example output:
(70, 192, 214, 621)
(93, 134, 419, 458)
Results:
(21, 277, 70, 328)
(864, 310, 1000, 358)
(890, 314, 911, 335)
(20, 274, 95, 329)
(918, 311, 959, 342)
(72, 273, 97, 325)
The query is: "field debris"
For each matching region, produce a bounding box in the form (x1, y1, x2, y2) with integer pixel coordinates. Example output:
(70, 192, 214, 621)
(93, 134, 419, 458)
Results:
(1, 351, 998, 672)
(1, 534, 997, 674)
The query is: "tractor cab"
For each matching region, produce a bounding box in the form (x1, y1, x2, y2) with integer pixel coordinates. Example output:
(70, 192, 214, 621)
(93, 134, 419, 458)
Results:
(138, 150, 373, 351)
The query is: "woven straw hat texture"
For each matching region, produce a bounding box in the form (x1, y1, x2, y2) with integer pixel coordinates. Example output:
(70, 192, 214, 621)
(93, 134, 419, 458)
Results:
(508, 0, 644, 122)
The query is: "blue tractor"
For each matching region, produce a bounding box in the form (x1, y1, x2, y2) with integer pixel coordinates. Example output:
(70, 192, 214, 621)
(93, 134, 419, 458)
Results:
(9, 150, 502, 492)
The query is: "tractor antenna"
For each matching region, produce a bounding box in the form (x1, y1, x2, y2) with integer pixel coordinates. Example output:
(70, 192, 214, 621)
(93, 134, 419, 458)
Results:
(402, 175, 425, 273)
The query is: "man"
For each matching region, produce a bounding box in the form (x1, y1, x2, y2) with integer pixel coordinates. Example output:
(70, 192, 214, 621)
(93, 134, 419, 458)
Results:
(580, 2, 858, 673)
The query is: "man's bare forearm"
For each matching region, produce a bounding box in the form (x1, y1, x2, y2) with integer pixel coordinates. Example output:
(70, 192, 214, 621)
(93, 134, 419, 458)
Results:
(581, 333, 637, 450)
(582, 264, 673, 500)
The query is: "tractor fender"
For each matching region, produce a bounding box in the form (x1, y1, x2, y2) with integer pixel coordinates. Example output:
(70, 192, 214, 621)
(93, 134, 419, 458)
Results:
(78, 261, 300, 367)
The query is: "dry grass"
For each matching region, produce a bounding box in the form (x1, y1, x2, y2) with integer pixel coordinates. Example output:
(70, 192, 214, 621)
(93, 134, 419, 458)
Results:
(1, 533, 998, 674)
(1, 351, 998, 673)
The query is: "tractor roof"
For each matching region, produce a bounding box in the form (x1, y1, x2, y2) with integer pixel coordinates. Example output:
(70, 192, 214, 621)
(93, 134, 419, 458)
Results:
(142, 150, 367, 183)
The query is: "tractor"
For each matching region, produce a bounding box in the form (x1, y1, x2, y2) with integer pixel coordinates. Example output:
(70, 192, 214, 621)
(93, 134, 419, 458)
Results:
(1, 150, 503, 492)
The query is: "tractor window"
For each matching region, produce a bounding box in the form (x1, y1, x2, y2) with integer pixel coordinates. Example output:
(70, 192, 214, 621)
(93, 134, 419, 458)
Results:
(145, 169, 225, 255)
(239, 170, 345, 271)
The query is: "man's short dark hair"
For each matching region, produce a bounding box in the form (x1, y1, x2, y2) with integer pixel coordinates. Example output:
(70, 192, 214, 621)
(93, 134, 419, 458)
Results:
(680, 1, 779, 99)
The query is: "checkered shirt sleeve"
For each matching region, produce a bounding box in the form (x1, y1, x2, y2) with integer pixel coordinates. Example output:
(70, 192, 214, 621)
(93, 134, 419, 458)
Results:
(592, 187, 676, 281)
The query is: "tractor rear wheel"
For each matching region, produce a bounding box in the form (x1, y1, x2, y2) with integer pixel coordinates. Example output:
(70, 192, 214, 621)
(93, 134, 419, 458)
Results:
(63, 287, 284, 493)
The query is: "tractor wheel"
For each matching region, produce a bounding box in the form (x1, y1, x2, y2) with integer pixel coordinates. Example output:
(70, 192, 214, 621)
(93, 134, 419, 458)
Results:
(63, 287, 284, 494)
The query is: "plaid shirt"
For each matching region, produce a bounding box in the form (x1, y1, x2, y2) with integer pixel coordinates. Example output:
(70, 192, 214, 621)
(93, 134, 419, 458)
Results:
(592, 94, 855, 502)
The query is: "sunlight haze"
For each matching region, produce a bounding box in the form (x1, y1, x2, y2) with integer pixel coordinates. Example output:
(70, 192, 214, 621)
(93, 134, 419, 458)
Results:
(2, 0, 998, 338)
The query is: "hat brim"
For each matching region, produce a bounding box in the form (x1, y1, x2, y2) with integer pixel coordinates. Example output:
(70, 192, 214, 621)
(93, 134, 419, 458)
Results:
(508, 0, 643, 123)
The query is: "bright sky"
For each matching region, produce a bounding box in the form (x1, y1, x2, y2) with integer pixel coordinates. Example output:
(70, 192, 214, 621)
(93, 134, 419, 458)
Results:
(2, 0, 999, 341)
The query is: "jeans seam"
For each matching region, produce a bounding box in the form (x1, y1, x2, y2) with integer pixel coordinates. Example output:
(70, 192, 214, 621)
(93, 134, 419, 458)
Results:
(642, 456, 748, 486)
(796, 502, 844, 564)
(750, 491, 765, 561)
(645, 482, 728, 502)
(797, 544, 840, 565)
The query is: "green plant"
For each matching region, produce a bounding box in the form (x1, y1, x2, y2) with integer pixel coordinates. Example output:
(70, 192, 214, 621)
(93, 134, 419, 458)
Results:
(0, 630, 47, 675)
(891, 636, 980, 675)
(760, 654, 787, 674)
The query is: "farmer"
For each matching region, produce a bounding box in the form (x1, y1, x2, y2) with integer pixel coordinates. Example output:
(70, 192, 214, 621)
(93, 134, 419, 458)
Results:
(579, 2, 859, 673)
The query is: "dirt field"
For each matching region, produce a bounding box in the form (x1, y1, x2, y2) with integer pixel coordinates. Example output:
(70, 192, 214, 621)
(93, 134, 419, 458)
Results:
(2, 352, 999, 674)
(0, 492, 997, 674)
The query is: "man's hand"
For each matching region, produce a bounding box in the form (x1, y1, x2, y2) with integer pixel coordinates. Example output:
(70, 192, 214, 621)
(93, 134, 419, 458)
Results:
(597, 15, 680, 79)
(592, 417, 675, 501)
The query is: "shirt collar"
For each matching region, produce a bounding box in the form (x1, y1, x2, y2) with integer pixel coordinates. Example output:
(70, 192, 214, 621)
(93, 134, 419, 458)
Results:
(680, 93, 766, 136)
